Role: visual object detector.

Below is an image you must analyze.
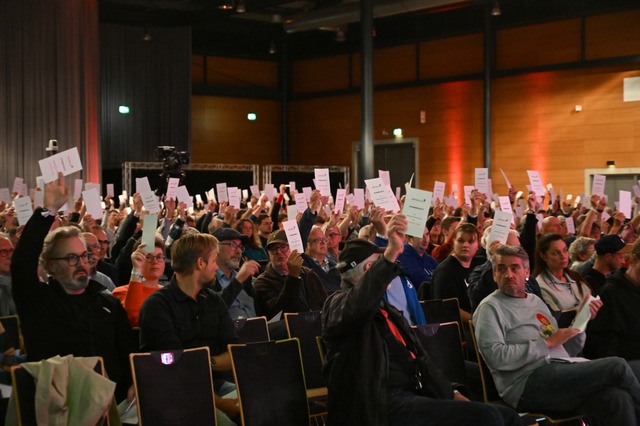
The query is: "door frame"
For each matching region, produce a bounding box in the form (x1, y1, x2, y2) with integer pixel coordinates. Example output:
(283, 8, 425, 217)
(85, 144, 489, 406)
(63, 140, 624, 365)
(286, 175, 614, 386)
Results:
(352, 137, 420, 188)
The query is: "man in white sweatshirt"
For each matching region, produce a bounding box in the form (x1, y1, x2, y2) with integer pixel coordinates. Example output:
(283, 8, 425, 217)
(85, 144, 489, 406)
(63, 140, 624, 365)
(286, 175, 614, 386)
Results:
(473, 244, 640, 426)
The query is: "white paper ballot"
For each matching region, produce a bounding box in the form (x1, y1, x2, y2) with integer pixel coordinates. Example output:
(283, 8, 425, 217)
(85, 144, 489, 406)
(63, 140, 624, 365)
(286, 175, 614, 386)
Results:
(85, 182, 101, 197)
(0, 188, 11, 204)
(216, 183, 229, 204)
(385, 185, 401, 212)
(498, 196, 513, 214)
(565, 217, 576, 235)
(489, 210, 513, 245)
(38, 147, 83, 183)
(572, 294, 599, 332)
(433, 181, 446, 204)
(475, 168, 489, 195)
(619, 190, 632, 218)
(12, 178, 23, 195)
(34, 190, 44, 208)
(546, 183, 555, 202)
(346, 193, 356, 208)
(141, 190, 161, 214)
(365, 178, 395, 212)
(314, 168, 331, 196)
(175, 186, 193, 209)
(527, 170, 545, 198)
(242, 189, 249, 201)
(287, 204, 298, 222)
(135, 177, 152, 195)
(250, 185, 260, 199)
(82, 188, 103, 219)
(402, 188, 433, 238)
(141, 213, 158, 253)
(591, 174, 606, 196)
(106, 184, 114, 198)
(463, 186, 475, 206)
(228, 187, 241, 209)
(264, 184, 276, 201)
(294, 192, 307, 208)
(500, 169, 512, 189)
(14, 197, 33, 225)
(334, 189, 347, 214)
(378, 170, 391, 187)
(282, 220, 304, 253)
(354, 188, 365, 210)
(302, 187, 312, 203)
(166, 178, 180, 200)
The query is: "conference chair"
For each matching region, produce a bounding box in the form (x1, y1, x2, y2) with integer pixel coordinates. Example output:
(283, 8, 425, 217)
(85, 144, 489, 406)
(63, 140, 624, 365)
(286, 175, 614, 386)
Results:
(130, 346, 217, 425)
(413, 322, 468, 387)
(233, 316, 270, 343)
(469, 321, 585, 425)
(229, 339, 310, 426)
(11, 357, 109, 426)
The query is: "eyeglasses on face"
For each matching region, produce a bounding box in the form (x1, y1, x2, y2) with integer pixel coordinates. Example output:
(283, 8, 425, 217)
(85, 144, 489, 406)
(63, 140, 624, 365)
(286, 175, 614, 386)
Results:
(309, 237, 329, 244)
(88, 243, 102, 251)
(268, 245, 289, 254)
(97, 240, 109, 246)
(145, 254, 166, 263)
(220, 242, 244, 251)
(50, 252, 94, 266)
(0, 249, 13, 257)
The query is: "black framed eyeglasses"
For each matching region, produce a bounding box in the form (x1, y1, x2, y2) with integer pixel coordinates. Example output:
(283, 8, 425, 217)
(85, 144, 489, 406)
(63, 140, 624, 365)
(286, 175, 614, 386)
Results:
(220, 242, 244, 251)
(267, 244, 289, 254)
(145, 254, 166, 263)
(50, 252, 93, 266)
(309, 237, 329, 244)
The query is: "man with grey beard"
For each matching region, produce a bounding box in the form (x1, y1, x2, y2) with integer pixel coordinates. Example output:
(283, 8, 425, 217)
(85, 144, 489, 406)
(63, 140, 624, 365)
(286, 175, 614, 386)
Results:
(11, 172, 136, 402)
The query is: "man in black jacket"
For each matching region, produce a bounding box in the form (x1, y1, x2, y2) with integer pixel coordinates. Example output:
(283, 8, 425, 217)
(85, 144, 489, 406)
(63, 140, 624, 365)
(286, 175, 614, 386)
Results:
(12, 172, 136, 402)
(321, 213, 521, 426)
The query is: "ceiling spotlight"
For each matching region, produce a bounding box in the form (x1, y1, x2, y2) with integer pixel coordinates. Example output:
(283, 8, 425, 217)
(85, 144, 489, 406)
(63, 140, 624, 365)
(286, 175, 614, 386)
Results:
(218, 0, 234, 10)
(491, 0, 501, 16)
(143, 27, 152, 41)
(269, 41, 277, 55)
(236, 0, 246, 13)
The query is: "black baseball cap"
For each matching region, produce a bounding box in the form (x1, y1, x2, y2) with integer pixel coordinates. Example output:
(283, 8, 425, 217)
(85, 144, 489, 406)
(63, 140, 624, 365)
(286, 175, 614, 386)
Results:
(594, 234, 632, 255)
(337, 238, 385, 272)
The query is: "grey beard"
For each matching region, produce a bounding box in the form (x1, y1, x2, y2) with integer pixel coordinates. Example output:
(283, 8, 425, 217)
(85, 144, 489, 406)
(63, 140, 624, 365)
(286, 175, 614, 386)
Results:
(59, 276, 89, 292)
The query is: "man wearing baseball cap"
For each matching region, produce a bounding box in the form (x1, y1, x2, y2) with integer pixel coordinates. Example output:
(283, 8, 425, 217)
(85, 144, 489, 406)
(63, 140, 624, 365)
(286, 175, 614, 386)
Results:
(212, 227, 261, 320)
(321, 213, 520, 426)
(581, 234, 632, 295)
(585, 238, 640, 368)
(254, 229, 327, 320)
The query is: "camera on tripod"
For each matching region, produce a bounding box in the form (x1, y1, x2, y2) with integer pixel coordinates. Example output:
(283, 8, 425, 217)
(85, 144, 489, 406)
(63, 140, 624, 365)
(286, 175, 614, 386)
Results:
(155, 146, 189, 181)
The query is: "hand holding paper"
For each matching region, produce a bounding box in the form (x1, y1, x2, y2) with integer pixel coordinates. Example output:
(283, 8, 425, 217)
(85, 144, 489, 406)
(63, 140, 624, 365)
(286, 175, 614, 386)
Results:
(44, 172, 70, 212)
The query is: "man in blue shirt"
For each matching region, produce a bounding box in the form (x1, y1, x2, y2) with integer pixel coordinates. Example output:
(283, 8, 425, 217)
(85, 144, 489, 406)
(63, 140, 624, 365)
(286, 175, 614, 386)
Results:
(399, 226, 438, 292)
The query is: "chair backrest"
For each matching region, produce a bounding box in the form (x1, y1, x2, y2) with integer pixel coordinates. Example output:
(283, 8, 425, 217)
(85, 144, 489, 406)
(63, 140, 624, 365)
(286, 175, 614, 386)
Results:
(130, 346, 216, 426)
(0, 315, 22, 351)
(420, 298, 462, 326)
(230, 338, 309, 426)
(468, 321, 502, 403)
(233, 316, 270, 343)
(284, 311, 325, 389)
(11, 357, 107, 426)
(413, 321, 468, 386)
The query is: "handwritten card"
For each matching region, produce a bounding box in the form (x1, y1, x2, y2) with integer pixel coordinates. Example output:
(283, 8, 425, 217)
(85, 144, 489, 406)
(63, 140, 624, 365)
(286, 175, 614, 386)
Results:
(14, 197, 33, 225)
(282, 219, 304, 253)
(475, 168, 489, 195)
(334, 189, 347, 214)
(166, 178, 180, 200)
(591, 174, 606, 196)
(314, 168, 331, 196)
(488, 210, 513, 245)
(141, 190, 161, 214)
(527, 170, 545, 198)
(38, 147, 83, 183)
(402, 188, 433, 238)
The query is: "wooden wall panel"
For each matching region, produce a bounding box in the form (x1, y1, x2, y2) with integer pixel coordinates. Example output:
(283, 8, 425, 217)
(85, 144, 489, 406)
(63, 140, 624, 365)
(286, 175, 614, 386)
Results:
(288, 81, 485, 191)
(292, 55, 350, 94)
(586, 10, 640, 60)
(491, 65, 640, 195)
(205, 56, 278, 89)
(191, 95, 281, 165)
(192, 55, 205, 84)
(419, 34, 484, 79)
(352, 44, 417, 87)
(497, 19, 581, 70)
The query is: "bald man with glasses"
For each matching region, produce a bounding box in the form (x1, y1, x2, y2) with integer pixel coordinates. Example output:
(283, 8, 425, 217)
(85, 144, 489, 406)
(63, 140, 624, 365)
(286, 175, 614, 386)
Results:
(11, 173, 137, 402)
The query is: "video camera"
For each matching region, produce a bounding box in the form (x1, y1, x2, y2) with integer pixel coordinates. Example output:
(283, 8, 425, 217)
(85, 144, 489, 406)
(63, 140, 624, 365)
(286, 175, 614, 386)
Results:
(155, 146, 189, 181)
